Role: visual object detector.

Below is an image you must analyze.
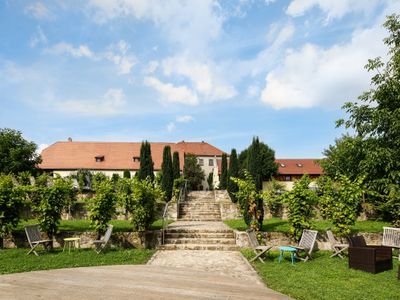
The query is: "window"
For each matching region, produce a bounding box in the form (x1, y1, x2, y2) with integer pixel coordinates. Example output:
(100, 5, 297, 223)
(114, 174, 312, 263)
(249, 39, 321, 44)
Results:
(132, 156, 140, 162)
(280, 163, 286, 167)
(285, 176, 291, 181)
(198, 158, 204, 166)
(296, 163, 303, 167)
(95, 156, 104, 162)
(209, 159, 214, 166)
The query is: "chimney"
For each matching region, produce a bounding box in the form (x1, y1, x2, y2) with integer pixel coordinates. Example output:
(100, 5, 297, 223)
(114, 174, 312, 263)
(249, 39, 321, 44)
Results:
(68, 137, 72, 142)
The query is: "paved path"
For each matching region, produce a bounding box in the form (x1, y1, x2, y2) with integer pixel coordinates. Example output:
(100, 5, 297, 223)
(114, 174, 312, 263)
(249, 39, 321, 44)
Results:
(0, 264, 289, 300)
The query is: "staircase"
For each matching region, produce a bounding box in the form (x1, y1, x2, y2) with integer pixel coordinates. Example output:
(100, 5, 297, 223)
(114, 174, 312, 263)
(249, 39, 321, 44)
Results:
(160, 191, 238, 251)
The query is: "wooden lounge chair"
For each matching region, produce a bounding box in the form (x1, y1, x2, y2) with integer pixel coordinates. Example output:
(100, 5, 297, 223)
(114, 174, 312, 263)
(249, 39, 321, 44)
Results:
(326, 229, 349, 259)
(382, 227, 400, 260)
(293, 229, 318, 262)
(246, 229, 273, 263)
(348, 235, 392, 274)
(93, 224, 113, 253)
(25, 224, 52, 256)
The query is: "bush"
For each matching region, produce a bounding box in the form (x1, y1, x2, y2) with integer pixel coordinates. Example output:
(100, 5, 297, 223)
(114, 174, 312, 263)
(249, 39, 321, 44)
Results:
(88, 180, 117, 238)
(0, 174, 24, 248)
(281, 175, 318, 241)
(123, 170, 131, 179)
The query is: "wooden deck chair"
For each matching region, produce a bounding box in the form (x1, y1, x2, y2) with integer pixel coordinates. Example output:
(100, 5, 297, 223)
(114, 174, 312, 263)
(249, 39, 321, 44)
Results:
(326, 229, 349, 259)
(293, 229, 318, 262)
(93, 224, 113, 253)
(246, 229, 273, 263)
(382, 227, 400, 260)
(24, 224, 52, 256)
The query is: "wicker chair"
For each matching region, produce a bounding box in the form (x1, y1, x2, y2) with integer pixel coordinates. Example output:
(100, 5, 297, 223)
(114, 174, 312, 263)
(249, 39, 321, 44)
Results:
(348, 235, 392, 274)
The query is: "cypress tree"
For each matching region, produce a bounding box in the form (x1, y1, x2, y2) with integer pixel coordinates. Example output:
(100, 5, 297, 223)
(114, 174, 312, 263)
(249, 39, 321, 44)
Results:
(123, 170, 131, 178)
(227, 148, 239, 202)
(161, 146, 173, 201)
(138, 141, 154, 181)
(172, 151, 180, 180)
(219, 153, 228, 189)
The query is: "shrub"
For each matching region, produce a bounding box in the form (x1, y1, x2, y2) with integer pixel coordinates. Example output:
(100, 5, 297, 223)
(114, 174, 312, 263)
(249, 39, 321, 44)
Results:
(0, 174, 24, 248)
(207, 173, 214, 191)
(123, 169, 131, 179)
(88, 180, 117, 238)
(281, 175, 318, 241)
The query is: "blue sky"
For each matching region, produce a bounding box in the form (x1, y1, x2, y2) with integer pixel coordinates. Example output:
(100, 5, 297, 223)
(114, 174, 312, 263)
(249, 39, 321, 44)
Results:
(1, 0, 398, 157)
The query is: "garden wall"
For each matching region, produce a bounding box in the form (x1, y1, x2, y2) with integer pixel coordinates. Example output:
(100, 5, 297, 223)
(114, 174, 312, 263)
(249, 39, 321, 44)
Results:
(234, 231, 383, 250)
(4, 230, 162, 250)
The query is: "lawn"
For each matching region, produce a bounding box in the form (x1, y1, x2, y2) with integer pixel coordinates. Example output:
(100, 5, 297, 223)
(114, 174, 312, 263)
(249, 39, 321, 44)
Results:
(242, 249, 400, 300)
(225, 218, 391, 233)
(0, 248, 155, 275)
(14, 218, 171, 233)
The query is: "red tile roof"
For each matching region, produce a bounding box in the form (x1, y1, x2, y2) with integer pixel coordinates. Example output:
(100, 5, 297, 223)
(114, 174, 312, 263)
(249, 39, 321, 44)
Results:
(276, 159, 323, 175)
(39, 141, 225, 171)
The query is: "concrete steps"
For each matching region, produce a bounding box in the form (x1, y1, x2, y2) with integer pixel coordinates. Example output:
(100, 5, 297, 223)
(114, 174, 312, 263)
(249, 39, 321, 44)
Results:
(161, 191, 237, 251)
(159, 244, 239, 251)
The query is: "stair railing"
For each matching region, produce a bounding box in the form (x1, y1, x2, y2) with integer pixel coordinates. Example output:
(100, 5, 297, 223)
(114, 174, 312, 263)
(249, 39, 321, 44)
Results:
(161, 202, 169, 245)
(177, 180, 188, 219)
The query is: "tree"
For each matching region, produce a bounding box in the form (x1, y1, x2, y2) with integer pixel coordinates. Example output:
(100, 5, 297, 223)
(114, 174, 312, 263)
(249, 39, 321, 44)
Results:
(280, 175, 318, 241)
(128, 178, 163, 231)
(137, 141, 154, 181)
(0, 175, 24, 248)
(318, 175, 364, 237)
(219, 153, 228, 189)
(227, 148, 239, 203)
(89, 180, 117, 238)
(172, 151, 181, 181)
(183, 153, 205, 190)
(0, 128, 41, 174)
(32, 177, 76, 247)
(246, 137, 277, 190)
(207, 173, 214, 190)
(123, 169, 131, 179)
(231, 171, 264, 231)
(161, 146, 173, 201)
(327, 14, 400, 225)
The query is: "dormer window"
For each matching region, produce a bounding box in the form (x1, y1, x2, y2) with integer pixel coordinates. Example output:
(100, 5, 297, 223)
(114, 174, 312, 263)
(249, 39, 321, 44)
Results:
(280, 163, 286, 167)
(132, 156, 140, 162)
(296, 163, 303, 167)
(95, 155, 104, 162)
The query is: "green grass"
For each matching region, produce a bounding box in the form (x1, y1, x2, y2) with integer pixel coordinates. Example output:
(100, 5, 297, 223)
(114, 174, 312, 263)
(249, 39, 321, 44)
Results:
(224, 218, 391, 233)
(0, 248, 155, 275)
(242, 249, 400, 300)
(15, 219, 172, 233)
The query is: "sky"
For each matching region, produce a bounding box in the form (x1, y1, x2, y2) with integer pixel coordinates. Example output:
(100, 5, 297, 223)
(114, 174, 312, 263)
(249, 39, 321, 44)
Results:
(1, 0, 398, 158)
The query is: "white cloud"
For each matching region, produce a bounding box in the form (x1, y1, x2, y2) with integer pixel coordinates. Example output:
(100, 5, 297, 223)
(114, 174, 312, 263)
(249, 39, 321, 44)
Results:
(176, 115, 194, 123)
(144, 76, 198, 105)
(105, 40, 136, 75)
(29, 26, 48, 48)
(286, 0, 381, 22)
(166, 122, 176, 132)
(45, 43, 94, 59)
(57, 88, 126, 116)
(247, 85, 260, 98)
(88, 0, 223, 54)
(24, 2, 52, 20)
(162, 55, 237, 101)
(260, 22, 387, 109)
(143, 60, 159, 74)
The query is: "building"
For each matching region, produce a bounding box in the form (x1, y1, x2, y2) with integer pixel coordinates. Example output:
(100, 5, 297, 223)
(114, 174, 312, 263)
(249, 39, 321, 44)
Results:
(39, 139, 225, 189)
(39, 139, 323, 191)
(272, 158, 323, 190)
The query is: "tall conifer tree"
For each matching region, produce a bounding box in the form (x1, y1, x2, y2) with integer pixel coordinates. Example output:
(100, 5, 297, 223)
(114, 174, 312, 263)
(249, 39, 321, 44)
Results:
(161, 146, 173, 201)
(227, 148, 239, 202)
(172, 151, 180, 180)
(219, 153, 228, 189)
(138, 141, 154, 181)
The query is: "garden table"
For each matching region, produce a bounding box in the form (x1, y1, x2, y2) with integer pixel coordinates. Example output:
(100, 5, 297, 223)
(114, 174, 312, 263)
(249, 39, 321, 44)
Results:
(278, 246, 297, 265)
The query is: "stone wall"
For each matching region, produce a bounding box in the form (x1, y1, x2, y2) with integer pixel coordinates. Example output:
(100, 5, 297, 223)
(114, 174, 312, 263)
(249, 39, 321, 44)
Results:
(214, 190, 242, 220)
(4, 230, 162, 250)
(234, 230, 383, 250)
